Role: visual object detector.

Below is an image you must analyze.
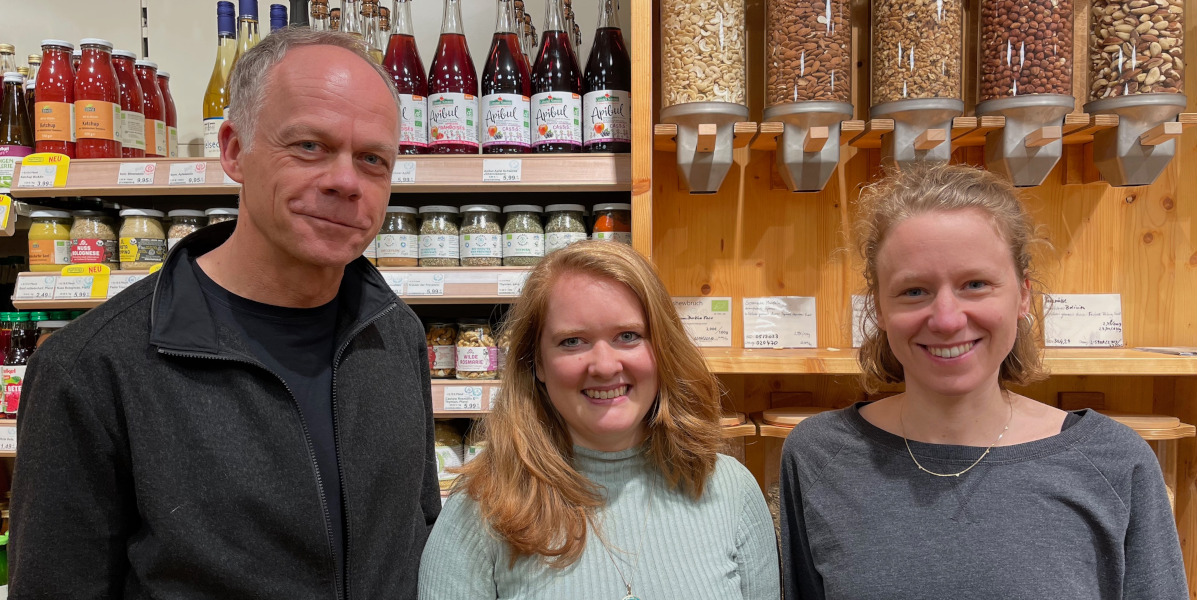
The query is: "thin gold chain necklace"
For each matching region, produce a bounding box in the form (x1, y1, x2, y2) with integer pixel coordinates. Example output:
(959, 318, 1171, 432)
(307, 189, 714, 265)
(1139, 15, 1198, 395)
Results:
(900, 397, 1013, 478)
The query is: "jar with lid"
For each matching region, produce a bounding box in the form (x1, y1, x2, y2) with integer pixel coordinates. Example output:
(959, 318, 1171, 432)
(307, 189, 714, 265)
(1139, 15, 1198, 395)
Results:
(378, 206, 420, 267)
(70, 210, 118, 268)
(426, 321, 457, 378)
(418, 205, 460, 267)
(74, 39, 122, 159)
(205, 207, 238, 226)
(362, 236, 378, 266)
(456, 319, 497, 379)
(496, 326, 511, 373)
(166, 209, 205, 251)
(591, 202, 631, 244)
(434, 421, 465, 490)
(1089, 0, 1185, 100)
(502, 205, 544, 266)
(459, 205, 503, 267)
(35, 315, 69, 349)
(118, 208, 167, 270)
(27, 210, 71, 272)
(544, 203, 587, 254)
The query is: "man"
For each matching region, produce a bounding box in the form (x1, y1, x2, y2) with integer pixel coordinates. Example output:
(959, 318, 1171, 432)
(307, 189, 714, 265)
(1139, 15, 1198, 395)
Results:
(9, 29, 440, 599)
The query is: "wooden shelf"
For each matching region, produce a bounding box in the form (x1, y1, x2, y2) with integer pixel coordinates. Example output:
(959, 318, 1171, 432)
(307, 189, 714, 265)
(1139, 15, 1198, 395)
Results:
(751, 414, 793, 439)
(722, 423, 757, 438)
(8, 154, 632, 197)
(653, 122, 759, 152)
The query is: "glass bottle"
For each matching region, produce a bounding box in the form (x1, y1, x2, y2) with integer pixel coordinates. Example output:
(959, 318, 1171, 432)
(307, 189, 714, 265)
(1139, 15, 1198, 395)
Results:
(204, 1, 237, 157)
(289, 0, 310, 26)
(74, 39, 122, 159)
(513, 0, 531, 65)
(34, 40, 74, 157)
(225, 0, 261, 119)
(428, 0, 480, 154)
(311, 0, 331, 31)
(135, 59, 168, 158)
(71, 50, 82, 73)
(157, 72, 178, 157)
(362, 0, 384, 63)
(0, 73, 33, 160)
(481, 0, 532, 154)
(531, 0, 583, 153)
(378, 6, 391, 51)
(111, 50, 146, 158)
(385, 0, 430, 154)
(24, 55, 40, 130)
(330, 7, 342, 31)
(270, 4, 289, 34)
(3, 312, 38, 418)
(563, 1, 580, 59)
(342, 0, 364, 37)
(0, 46, 16, 76)
(582, 0, 630, 153)
(524, 16, 538, 72)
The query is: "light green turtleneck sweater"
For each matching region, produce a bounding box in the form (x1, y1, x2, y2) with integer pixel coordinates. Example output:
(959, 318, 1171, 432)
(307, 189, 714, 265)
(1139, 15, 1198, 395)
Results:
(418, 447, 780, 600)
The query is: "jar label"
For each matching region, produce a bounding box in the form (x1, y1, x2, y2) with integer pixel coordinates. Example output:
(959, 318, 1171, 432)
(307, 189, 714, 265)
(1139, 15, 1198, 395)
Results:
(420, 234, 459, 259)
(456, 346, 497, 372)
(428, 93, 478, 147)
(168, 126, 179, 157)
(546, 231, 588, 253)
(583, 90, 631, 146)
(400, 95, 428, 147)
(145, 119, 167, 156)
(3, 365, 26, 416)
(593, 231, 633, 245)
(435, 444, 463, 480)
(378, 233, 419, 258)
(504, 232, 544, 258)
(72, 238, 118, 264)
(430, 345, 455, 369)
(123, 111, 147, 151)
(29, 239, 71, 266)
(119, 237, 167, 264)
(532, 92, 582, 148)
(362, 239, 377, 259)
(74, 100, 121, 141)
(482, 93, 531, 148)
(203, 118, 223, 157)
(34, 101, 75, 142)
(460, 233, 502, 258)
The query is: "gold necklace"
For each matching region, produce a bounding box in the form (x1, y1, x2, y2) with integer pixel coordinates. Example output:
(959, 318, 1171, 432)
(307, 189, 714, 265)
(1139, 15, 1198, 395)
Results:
(900, 397, 1013, 478)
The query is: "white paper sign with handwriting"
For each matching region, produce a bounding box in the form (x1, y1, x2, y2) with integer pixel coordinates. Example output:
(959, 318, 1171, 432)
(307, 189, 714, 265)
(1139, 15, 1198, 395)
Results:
(744, 296, 818, 349)
(1043, 293, 1123, 347)
(672, 297, 732, 347)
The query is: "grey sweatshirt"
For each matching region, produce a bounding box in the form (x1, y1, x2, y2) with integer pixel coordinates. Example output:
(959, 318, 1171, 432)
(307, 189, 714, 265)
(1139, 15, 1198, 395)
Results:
(780, 404, 1187, 600)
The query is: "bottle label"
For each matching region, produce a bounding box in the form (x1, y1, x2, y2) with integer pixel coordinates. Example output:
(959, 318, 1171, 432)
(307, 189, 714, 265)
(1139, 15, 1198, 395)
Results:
(123, 111, 147, 151)
(532, 92, 582, 148)
(168, 126, 179, 157)
(456, 346, 497, 372)
(546, 231, 587, 253)
(460, 233, 502, 258)
(419, 234, 459, 259)
(592, 231, 633, 244)
(482, 93, 530, 148)
(583, 90, 631, 146)
(0, 146, 32, 158)
(362, 239, 377, 259)
(430, 345, 455, 369)
(145, 119, 167, 156)
(428, 93, 479, 147)
(377, 233, 419, 258)
(29, 239, 71, 266)
(71, 238, 118, 264)
(74, 100, 121, 141)
(504, 232, 544, 258)
(435, 444, 463, 480)
(34, 101, 75, 142)
(203, 117, 224, 157)
(3, 365, 26, 416)
(400, 95, 428, 147)
(120, 237, 167, 264)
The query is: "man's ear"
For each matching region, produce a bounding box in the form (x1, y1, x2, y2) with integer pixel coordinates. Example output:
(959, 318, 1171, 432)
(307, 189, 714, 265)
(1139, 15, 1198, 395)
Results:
(218, 120, 245, 184)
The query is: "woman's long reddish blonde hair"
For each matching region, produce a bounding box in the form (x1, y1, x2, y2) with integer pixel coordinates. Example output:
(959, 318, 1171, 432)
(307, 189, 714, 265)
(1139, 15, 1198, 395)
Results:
(454, 241, 724, 568)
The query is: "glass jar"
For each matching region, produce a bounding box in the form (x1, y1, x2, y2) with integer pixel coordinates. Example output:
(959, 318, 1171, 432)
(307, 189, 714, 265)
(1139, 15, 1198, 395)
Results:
(766, 0, 852, 106)
(979, 0, 1073, 101)
(426, 321, 458, 378)
(871, 0, 963, 105)
(378, 206, 420, 267)
(591, 202, 632, 244)
(418, 205, 460, 267)
(35, 316, 69, 349)
(496, 326, 511, 373)
(456, 319, 497, 380)
(70, 210, 119, 268)
(118, 208, 166, 270)
(502, 205, 544, 266)
(459, 205, 503, 267)
(362, 236, 378, 266)
(166, 209, 205, 251)
(205, 207, 238, 226)
(660, 0, 747, 108)
(544, 203, 587, 254)
(27, 210, 71, 272)
(434, 420, 465, 491)
(1089, 0, 1185, 100)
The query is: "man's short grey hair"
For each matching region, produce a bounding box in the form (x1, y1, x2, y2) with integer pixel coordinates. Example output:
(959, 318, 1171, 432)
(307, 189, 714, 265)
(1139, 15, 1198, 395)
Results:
(227, 28, 401, 151)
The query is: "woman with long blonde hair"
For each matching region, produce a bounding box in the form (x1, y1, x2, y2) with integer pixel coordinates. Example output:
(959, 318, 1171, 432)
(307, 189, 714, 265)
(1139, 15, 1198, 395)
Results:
(419, 241, 778, 599)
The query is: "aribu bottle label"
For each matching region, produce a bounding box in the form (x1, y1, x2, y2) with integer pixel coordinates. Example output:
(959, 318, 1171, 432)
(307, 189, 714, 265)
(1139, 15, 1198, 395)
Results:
(583, 90, 631, 145)
(123, 111, 147, 151)
(428, 93, 478, 147)
(377, 233, 419, 258)
(482, 93, 530, 148)
(400, 95, 428, 147)
(34, 101, 75, 142)
(203, 118, 223, 157)
(74, 100, 121, 141)
(532, 92, 581, 148)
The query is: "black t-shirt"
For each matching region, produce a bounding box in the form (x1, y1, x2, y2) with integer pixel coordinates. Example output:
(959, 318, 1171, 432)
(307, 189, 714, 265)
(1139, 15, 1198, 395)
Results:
(192, 259, 346, 591)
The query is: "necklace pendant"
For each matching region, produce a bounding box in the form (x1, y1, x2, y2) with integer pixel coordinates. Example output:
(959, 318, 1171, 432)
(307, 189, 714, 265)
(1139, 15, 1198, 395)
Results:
(622, 596, 641, 600)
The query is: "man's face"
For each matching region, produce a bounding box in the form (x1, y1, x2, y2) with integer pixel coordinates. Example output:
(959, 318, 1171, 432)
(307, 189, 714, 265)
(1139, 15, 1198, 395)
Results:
(222, 45, 398, 269)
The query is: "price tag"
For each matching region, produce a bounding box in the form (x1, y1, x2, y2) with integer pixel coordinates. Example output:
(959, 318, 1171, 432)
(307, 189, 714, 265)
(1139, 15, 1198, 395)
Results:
(53, 275, 95, 300)
(488, 386, 500, 410)
(16, 153, 69, 188)
(851, 295, 876, 349)
(117, 162, 157, 185)
(381, 271, 407, 295)
(0, 425, 16, 453)
(443, 386, 484, 411)
(13, 275, 56, 300)
(168, 162, 208, 186)
(0, 194, 13, 236)
(391, 160, 417, 184)
(497, 271, 530, 296)
(107, 273, 147, 297)
(743, 296, 818, 349)
(672, 297, 733, 347)
(406, 272, 444, 296)
(17, 165, 59, 188)
(482, 158, 521, 183)
(59, 264, 111, 299)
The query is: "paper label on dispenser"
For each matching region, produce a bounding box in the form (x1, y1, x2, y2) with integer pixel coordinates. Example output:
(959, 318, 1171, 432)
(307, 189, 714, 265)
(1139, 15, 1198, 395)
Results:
(583, 90, 631, 146)
(532, 92, 582, 148)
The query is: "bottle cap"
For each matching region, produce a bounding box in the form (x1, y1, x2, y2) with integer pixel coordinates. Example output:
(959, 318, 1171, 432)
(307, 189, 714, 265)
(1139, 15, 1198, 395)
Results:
(546, 204, 586, 213)
(119, 208, 166, 218)
(461, 204, 501, 213)
(2, 73, 21, 84)
(418, 205, 459, 214)
(41, 40, 74, 51)
(503, 205, 543, 213)
(385, 206, 418, 214)
(158, 71, 170, 78)
(218, 1, 237, 35)
(167, 210, 205, 218)
(0, 44, 13, 54)
(239, 0, 260, 18)
(28, 54, 41, 64)
(204, 207, 239, 216)
(111, 49, 137, 60)
(30, 210, 71, 219)
(135, 59, 159, 70)
(593, 203, 631, 211)
(79, 38, 114, 49)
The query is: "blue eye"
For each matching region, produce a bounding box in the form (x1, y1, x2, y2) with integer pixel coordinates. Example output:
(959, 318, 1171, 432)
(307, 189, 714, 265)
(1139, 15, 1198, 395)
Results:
(560, 337, 582, 348)
(363, 153, 383, 165)
(966, 280, 988, 290)
(618, 331, 641, 343)
(298, 141, 319, 152)
(902, 288, 924, 298)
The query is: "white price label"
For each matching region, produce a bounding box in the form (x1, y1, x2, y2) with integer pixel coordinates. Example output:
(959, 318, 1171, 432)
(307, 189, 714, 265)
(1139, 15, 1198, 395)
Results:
(13, 275, 56, 300)
(168, 162, 208, 186)
(107, 274, 147, 297)
(671, 297, 733, 347)
(406, 272, 445, 296)
(482, 158, 521, 183)
(743, 297, 819, 349)
(489, 386, 499, 410)
(0, 426, 15, 453)
(17, 165, 58, 188)
(497, 271, 530, 296)
(53, 276, 94, 300)
(117, 162, 157, 185)
(381, 271, 407, 295)
(391, 160, 417, 184)
(443, 386, 484, 411)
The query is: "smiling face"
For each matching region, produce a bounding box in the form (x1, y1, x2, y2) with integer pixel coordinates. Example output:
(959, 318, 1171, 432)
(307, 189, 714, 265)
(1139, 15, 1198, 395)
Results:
(875, 209, 1031, 400)
(222, 45, 398, 269)
(536, 272, 659, 452)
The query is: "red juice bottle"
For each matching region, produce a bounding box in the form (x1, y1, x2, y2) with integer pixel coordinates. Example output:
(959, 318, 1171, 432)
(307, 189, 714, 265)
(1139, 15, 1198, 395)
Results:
(427, 0, 480, 154)
(34, 40, 75, 157)
(582, 0, 630, 153)
(481, 0, 532, 154)
(384, 0, 430, 154)
(111, 50, 146, 158)
(135, 59, 167, 158)
(157, 71, 178, 157)
(74, 39, 123, 159)
(531, 0, 582, 153)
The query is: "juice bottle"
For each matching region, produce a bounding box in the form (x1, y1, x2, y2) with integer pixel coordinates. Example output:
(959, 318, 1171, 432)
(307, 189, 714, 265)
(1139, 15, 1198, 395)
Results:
(481, 0, 532, 154)
(34, 40, 75, 157)
(0, 73, 33, 160)
(135, 59, 167, 158)
(531, 0, 582, 153)
(384, 0, 429, 154)
(74, 39, 122, 159)
(582, 0, 630, 153)
(71, 50, 81, 73)
(428, 0, 480, 154)
(111, 50, 146, 158)
(24, 54, 40, 132)
(157, 71, 178, 157)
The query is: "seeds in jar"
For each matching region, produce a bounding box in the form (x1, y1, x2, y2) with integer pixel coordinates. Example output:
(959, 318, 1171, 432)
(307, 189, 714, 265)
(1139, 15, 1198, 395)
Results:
(871, 0, 963, 105)
(660, 0, 747, 107)
(502, 205, 545, 266)
(979, 0, 1073, 101)
(766, 0, 852, 106)
(378, 206, 420, 267)
(1089, 0, 1185, 100)
(545, 204, 588, 254)
(419, 205, 460, 268)
(70, 211, 118, 268)
(456, 320, 497, 379)
(458, 205, 503, 267)
(166, 209, 205, 251)
(205, 207, 238, 226)
(426, 321, 457, 378)
(118, 209, 167, 270)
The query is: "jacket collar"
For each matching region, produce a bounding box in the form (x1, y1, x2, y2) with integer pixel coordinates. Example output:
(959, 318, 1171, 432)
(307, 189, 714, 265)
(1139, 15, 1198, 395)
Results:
(148, 221, 398, 355)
